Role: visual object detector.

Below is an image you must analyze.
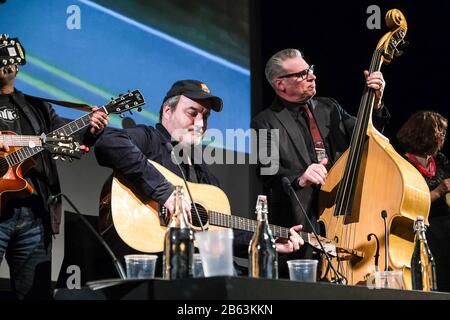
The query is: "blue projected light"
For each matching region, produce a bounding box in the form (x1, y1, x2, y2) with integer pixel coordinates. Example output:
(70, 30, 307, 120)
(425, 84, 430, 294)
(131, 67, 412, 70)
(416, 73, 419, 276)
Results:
(0, 0, 251, 152)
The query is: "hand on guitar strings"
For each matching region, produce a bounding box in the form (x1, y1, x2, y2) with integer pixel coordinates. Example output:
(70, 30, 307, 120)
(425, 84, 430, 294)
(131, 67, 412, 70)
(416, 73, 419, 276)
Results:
(89, 106, 109, 135)
(163, 189, 193, 222)
(298, 158, 328, 188)
(275, 225, 305, 253)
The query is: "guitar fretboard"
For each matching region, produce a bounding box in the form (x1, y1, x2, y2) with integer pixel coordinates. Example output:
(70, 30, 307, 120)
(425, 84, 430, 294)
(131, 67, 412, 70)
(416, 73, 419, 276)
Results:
(0, 135, 42, 147)
(4, 107, 105, 167)
(208, 211, 309, 241)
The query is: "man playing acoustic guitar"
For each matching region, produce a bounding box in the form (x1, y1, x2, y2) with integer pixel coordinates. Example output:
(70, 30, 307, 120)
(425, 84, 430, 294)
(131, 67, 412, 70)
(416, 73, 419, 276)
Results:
(95, 79, 305, 277)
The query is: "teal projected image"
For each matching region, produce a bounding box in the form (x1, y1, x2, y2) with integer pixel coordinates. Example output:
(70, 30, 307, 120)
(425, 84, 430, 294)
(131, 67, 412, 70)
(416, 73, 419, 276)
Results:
(0, 0, 250, 152)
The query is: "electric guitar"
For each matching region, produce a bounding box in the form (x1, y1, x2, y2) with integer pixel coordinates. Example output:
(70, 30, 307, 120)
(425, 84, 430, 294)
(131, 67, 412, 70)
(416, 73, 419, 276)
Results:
(0, 90, 145, 213)
(107, 159, 337, 255)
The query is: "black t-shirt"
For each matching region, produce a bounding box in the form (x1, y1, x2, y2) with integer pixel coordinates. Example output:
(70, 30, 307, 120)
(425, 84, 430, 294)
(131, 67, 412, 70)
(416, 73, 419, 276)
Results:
(0, 93, 34, 134)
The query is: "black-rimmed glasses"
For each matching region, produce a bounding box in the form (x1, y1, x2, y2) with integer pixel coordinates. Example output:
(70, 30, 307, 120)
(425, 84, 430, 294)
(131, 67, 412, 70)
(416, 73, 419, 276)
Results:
(277, 65, 315, 80)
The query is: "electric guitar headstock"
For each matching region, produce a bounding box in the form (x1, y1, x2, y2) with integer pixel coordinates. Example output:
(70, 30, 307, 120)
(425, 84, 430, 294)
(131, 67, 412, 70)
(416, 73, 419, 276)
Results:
(0, 34, 26, 67)
(42, 133, 86, 161)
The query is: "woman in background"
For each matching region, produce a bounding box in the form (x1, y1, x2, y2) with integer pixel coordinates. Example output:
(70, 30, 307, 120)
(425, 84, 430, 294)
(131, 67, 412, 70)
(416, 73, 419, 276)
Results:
(397, 111, 450, 292)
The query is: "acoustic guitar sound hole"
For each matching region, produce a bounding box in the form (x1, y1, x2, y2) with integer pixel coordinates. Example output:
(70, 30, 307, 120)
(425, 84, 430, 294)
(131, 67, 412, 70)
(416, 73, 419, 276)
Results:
(191, 203, 209, 228)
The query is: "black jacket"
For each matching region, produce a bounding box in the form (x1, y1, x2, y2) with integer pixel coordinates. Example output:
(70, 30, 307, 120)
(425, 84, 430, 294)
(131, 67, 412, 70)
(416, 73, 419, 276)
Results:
(95, 123, 220, 203)
(1, 90, 98, 233)
(252, 96, 390, 230)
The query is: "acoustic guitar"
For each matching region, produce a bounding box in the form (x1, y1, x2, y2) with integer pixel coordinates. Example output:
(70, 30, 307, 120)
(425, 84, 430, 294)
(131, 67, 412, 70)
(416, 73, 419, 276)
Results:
(108, 160, 337, 255)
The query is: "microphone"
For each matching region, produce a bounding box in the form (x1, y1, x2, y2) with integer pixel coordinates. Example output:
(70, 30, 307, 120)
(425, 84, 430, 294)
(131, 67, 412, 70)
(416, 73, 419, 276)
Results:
(281, 177, 345, 284)
(164, 142, 204, 231)
(48, 193, 127, 280)
(381, 210, 389, 272)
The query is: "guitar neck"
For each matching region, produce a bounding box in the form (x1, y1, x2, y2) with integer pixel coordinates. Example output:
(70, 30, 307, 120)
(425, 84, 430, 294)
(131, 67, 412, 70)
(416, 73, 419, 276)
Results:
(4, 107, 104, 167)
(208, 211, 309, 241)
(0, 135, 43, 147)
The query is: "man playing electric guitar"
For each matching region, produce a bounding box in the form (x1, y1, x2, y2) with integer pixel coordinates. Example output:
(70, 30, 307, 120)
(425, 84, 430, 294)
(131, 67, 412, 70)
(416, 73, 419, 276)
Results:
(0, 35, 108, 299)
(95, 80, 305, 278)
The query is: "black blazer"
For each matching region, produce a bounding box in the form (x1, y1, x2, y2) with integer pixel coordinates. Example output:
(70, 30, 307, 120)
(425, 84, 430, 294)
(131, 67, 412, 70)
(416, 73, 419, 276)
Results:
(4, 90, 97, 233)
(252, 96, 390, 231)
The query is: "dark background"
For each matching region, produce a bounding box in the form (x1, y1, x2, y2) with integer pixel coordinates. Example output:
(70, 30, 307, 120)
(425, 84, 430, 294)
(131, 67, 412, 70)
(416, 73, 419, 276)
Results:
(252, 0, 450, 154)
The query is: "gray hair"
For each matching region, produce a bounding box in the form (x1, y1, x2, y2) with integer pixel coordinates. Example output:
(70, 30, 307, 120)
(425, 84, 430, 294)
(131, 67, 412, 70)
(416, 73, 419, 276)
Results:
(265, 49, 304, 88)
(159, 95, 181, 122)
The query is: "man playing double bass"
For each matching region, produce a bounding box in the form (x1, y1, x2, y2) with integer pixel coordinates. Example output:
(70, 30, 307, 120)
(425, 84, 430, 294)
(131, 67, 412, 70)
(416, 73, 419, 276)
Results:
(252, 49, 390, 272)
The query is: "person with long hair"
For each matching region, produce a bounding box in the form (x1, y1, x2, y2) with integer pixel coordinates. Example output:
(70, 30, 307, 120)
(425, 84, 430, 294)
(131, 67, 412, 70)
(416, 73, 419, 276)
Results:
(397, 111, 450, 292)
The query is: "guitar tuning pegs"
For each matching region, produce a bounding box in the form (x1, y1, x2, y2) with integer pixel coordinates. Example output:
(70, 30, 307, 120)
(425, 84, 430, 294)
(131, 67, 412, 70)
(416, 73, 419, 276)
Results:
(137, 107, 142, 112)
(129, 111, 133, 116)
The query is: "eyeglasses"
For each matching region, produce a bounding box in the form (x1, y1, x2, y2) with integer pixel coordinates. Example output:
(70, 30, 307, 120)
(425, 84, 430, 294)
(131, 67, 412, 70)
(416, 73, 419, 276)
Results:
(277, 65, 315, 81)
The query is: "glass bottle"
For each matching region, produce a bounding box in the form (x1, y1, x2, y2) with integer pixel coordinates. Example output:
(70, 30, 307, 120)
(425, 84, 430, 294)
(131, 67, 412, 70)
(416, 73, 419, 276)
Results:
(163, 185, 195, 279)
(411, 216, 437, 291)
(248, 195, 278, 279)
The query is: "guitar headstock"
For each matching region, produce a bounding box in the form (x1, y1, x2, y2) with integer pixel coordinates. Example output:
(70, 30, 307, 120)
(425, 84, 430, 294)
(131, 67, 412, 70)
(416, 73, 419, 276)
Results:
(42, 133, 85, 161)
(376, 9, 408, 66)
(103, 90, 145, 117)
(0, 34, 26, 67)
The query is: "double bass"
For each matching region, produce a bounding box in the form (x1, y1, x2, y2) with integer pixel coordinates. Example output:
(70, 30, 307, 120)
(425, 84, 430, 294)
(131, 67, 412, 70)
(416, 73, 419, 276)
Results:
(318, 9, 430, 289)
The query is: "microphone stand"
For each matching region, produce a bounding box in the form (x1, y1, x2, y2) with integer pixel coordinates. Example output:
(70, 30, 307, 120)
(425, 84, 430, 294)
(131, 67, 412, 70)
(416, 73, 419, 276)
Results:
(165, 142, 204, 231)
(49, 193, 126, 279)
(282, 177, 345, 284)
(381, 210, 389, 272)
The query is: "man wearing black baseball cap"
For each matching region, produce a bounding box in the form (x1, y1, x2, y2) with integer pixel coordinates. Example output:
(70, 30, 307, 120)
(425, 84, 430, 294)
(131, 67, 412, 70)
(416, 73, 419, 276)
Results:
(96, 79, 226, 277)
(162, 79, 223, 112)
(95, 79, 304, 278)
(158, 80, 222, 147)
